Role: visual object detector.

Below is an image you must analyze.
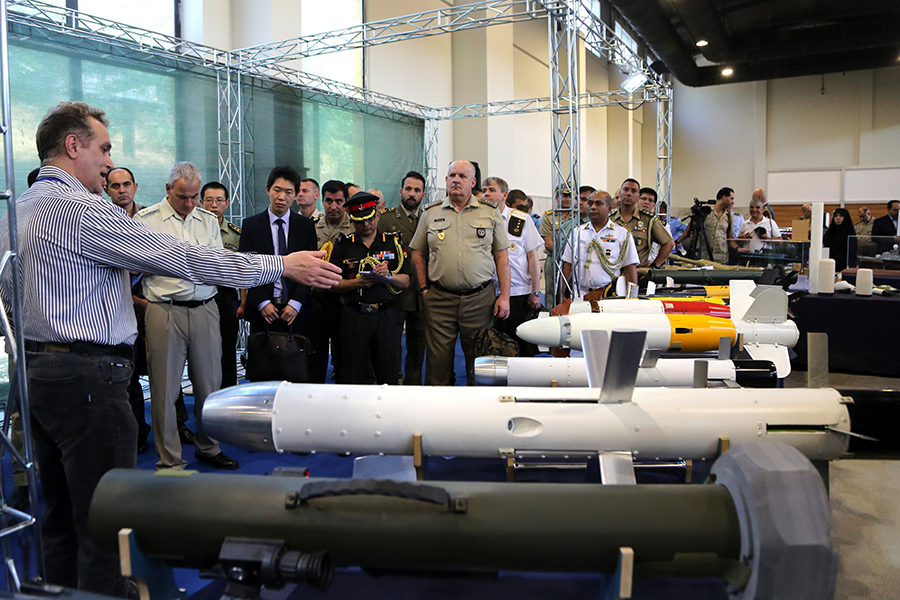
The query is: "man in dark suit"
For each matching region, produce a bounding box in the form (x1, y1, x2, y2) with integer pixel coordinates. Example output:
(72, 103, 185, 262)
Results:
(871, 199, 900, 253)
(377, 170, 426, 384)
(239, 166, 317, 335)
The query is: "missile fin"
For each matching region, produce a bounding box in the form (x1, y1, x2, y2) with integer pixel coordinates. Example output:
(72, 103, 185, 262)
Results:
(640, 349, 661, 369)
(598, 451, 636, 484)
(598, 330, 647, 404)
(718, 336, 732, 360)
(741, 285, 788, 323)
(744, 344, 792, 378)
(728, 279, 757, 321)
(580, 330, 610, 388)
(827, 427, 878, 442)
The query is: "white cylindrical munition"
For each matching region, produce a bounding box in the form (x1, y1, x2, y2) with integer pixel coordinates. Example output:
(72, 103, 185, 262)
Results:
(856, 268, 874, 296)
(818, 258, 835, 293)
(475, 356, 737, 387)
(203, 381, 851, 462)
(809, 202, 825, 294)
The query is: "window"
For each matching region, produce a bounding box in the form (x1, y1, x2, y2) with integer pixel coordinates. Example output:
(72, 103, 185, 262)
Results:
(612, 21, 640, 69)
(300, 0, 363, 88)
(76, 0, 176, 37)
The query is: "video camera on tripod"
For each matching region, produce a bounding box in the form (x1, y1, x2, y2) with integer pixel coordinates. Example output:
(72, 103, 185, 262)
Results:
(685, 198, 718, 260)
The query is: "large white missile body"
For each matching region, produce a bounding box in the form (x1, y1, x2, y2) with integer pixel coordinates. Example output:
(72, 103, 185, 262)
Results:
(473, 356, 777, 388)
(203, 381, 851, 462)
(518, 282, 798, 376)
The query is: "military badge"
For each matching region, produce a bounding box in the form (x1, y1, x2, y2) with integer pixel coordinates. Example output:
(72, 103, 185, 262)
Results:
(477, 228, 486, 238)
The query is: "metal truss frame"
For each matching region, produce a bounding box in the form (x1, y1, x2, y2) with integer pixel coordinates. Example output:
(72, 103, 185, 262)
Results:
(545, 0, 582, 301)
(656, 82, 674, 212)
(236, 0, 548, 66)
(0, 0, 43, 591)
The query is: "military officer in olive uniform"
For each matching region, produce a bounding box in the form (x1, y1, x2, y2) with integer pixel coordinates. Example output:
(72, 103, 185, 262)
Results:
(410, 160, 510, 386)
(330, 192, 411, 384)
(539, 187, 579, 306)
(377, 170, 427, 385)
(310, 180, 354, 383)
(610, 178, 674, 268)
(201, 181, 244, 388)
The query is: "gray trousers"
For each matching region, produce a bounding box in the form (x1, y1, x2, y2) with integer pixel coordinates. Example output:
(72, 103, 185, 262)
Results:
(422, 285, 494, 386)
(145, 301, 222, 469)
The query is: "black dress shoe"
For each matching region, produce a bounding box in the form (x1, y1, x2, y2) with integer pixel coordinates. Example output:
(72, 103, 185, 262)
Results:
(137, 439, 148, 454)
(178, 426, 196, 445)
(195, 452, 239, 470)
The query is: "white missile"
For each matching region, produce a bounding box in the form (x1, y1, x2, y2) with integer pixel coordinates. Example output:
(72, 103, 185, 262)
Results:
(473, 356, 777, 388)
(518, 282, 799, 376)
(203, 381, 851, 462)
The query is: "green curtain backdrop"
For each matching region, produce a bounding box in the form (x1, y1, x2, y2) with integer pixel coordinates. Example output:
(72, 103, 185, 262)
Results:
(3, 32, 425, 222)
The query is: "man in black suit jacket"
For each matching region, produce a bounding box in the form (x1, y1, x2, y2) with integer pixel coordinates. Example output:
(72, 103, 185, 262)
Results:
(871, 199, 900, 253)
(239, 166, 317, 334)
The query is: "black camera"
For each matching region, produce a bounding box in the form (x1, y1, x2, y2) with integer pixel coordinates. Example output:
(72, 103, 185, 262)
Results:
(690, 198, 715, 218)
(755, 226, 767, 237)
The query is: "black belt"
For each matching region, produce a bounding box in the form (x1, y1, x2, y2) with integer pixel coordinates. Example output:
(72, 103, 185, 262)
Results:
(344, 300, 394, 314)
(25, 340, 134, 360)
(430, 280, 492, 296)
(155, 297, 214, 308)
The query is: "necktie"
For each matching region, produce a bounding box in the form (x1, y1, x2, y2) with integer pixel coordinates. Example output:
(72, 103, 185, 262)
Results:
(275, 218, 287, 255)
(275, 218, 287, 301)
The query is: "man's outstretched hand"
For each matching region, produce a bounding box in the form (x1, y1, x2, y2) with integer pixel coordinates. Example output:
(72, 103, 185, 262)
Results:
(283, 250, 343, 289)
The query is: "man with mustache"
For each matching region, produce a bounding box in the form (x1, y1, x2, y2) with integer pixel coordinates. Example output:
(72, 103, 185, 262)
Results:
(410, 160, 510, 386)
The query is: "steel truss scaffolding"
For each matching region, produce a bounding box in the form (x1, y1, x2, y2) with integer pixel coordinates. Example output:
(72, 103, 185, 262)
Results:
(0, 0, 43, 592)
(219, 0, 672, 296)
(0, 0, 673, 586)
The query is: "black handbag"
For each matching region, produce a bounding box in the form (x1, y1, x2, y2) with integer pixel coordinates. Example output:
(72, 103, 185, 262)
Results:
(244, 325, 310, 383)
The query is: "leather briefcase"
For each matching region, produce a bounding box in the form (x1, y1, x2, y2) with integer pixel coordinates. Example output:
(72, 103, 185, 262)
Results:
(244, 326, 310, 383)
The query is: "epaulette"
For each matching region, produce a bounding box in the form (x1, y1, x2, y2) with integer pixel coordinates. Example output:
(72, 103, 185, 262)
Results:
(196, 206, 217, 219)
(227, 221, 241, 234)
(135, 204, 159, 217)
(383, 229, 401, 238)
(424, 199, 443, 210)
(380, 207, 390, 214)
(609, 208, 620, 217)
(544, 209, 553, 215)
(639, 208, 656, 217)
(478, 197, 499, 209)
(312, 214, 322, 224)
(335, 232, 351, 244)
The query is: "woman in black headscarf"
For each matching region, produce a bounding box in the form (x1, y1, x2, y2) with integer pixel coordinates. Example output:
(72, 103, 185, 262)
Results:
(823, 208, 854, 271)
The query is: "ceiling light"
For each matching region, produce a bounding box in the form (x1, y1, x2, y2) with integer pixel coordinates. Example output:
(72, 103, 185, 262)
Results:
(622, 72, 649, 93)
(696, 40, 708, 47)
(722, 68, 734, 76)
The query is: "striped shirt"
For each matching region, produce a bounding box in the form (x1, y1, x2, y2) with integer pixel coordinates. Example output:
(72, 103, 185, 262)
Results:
(0, 166, 283, 345)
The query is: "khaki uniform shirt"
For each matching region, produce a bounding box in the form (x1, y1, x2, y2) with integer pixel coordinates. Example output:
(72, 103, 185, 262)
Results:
(134, 199, 222, 302)
(220, 218, 241, 251)
(410, 195, 509, 290)
(378, 204, 422, 311)
(315, 213, 353, 249)
(611, 207, 673, 265)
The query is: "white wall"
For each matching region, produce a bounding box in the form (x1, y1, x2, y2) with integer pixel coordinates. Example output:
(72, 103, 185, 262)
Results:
(671, 66, 900, 214)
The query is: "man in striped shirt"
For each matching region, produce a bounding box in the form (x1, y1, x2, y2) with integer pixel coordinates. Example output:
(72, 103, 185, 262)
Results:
(0, 101, 341, 596)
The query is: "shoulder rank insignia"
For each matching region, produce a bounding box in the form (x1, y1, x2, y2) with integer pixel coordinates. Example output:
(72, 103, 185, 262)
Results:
(478, 197, 499, 209)
(227, 221, 241, 234)
(424, 199, 443, 210)
(508, 209, 527, 237)
(380, 207, 390, 214)
(639, 208, 655, 217)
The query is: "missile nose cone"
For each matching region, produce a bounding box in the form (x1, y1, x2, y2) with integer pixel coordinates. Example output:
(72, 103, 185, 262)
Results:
(517, 316, 562, 348)
(203, 381, 279, 452)
(473, 356, 507, 386)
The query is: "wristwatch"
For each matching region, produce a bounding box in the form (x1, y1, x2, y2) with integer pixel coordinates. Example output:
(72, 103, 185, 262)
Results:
(418, 286, 429, 294)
